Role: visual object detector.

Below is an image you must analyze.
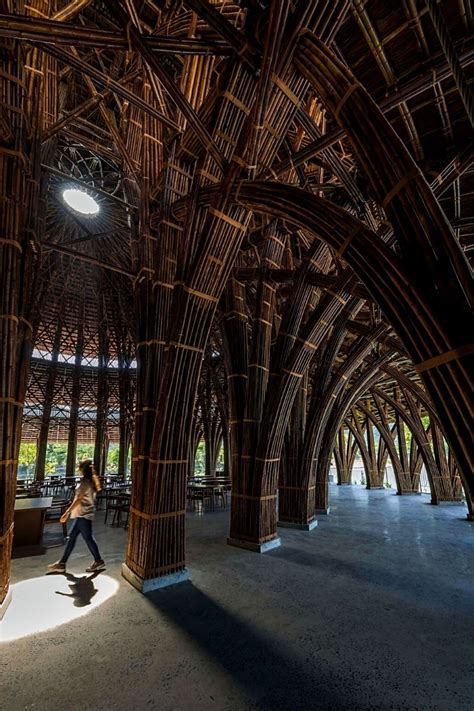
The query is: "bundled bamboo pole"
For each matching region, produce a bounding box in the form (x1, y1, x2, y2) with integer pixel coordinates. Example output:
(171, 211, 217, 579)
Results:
(0, 0, 57, 609)
(34, 316, 63, 481)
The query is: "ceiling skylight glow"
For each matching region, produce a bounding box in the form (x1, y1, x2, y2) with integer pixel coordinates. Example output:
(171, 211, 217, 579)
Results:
(62, 188, 99, 215)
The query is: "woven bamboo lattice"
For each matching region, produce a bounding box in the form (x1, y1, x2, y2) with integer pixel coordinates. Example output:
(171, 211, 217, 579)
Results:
(0, 0, 473, 600)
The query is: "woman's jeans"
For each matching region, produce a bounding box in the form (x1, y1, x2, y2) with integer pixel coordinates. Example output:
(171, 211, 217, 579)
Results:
(60, 518, 102, 563)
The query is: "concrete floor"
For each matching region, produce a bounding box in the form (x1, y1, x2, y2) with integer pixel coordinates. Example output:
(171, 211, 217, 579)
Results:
(2, 486, 473, 710)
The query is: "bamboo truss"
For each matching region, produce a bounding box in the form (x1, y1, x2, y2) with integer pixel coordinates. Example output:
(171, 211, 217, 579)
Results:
(0, 1, 472, 602)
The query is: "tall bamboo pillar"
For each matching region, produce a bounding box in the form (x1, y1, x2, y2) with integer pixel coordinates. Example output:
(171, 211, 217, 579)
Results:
(116, 332, 134, 479)
(117, 363, 134, 479)
(201, 364, 223, 477)
(0, 26, 29, 616)
(123, 52, 257, 587)
(93, 297, 109, 477)
(346, 410, 387, 489)
(364, 416, 388, 489)
(430, 422, 463, 503)
(222, 426, 231, 479)
(228, 224, 288, 548)
(66, 313, 84, 477)
(35, 318, 63, 480)
(333, 427, 357, 485)
(358, 399, 404, 495)
(0, 0, 52, 614)
(278, 376, 314, 529)
(279, 327, 386, 525)
(393, 412, 420, 494)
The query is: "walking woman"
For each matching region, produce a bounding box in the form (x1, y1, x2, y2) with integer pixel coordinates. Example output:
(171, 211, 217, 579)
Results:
(47, 460, 105, 574)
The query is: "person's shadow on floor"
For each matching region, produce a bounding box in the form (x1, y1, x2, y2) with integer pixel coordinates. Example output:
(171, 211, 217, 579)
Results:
(55, 572, 99, 607)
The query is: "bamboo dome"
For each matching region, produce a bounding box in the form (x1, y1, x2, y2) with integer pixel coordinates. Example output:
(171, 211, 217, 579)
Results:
(0, 0, 472, 604)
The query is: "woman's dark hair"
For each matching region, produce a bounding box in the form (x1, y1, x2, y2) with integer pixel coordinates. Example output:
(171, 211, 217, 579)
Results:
(78, 459, 94, 481)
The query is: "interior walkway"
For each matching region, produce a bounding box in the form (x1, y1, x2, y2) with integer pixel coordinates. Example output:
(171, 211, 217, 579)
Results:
(2, 486, 473, 710)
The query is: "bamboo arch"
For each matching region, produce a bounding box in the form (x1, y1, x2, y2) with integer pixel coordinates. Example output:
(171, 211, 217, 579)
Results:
(188, 177, 473, 524)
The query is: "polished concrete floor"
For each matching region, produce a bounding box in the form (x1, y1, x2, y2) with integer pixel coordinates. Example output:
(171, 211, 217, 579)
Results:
(2, 486, 473, 710)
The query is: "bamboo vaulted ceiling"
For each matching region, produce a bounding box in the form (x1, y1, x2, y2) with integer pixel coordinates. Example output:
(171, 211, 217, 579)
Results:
(1, 1, 472, 436)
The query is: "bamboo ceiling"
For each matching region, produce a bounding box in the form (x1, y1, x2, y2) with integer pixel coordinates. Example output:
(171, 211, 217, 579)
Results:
(0, 0, 471, 464)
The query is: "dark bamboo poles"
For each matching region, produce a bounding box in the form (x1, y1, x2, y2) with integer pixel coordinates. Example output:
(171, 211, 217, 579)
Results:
(0, 5, 48, 610)
(295, 33, 474, 517)
(0, 34, 28, 613)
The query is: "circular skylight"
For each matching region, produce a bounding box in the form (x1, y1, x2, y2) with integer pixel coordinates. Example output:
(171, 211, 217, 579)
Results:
(62, 188, 99, 215)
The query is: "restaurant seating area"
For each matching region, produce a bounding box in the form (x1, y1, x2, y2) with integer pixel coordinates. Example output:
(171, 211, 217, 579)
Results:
(187, 476, 231, 512)
(14, 474, 133, 545)
(12, 471, 231, 548)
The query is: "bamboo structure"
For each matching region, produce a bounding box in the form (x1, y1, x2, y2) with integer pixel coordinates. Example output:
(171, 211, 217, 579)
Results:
(0, 1, 472, 604)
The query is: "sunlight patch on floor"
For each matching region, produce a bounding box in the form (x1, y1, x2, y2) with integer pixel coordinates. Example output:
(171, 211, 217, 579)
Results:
(0, 573, 118, 642)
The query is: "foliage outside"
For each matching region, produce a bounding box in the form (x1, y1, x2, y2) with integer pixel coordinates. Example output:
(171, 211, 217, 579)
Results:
(18, 442, 130, 478)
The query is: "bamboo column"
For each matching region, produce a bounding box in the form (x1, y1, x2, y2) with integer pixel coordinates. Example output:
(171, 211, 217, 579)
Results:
(430, 421, 463, 503)
(356, 399, 404, 495)
(35, 318, 63, 480)
(113, 305, 135, 480)
(279, 325, 386, 525)
(0, 0, 53, 613)
(93, 295, 109, 477)
(0, 29, 29, 615)
(333, 427, 357, 485)
(124, 6, 307, 582)
(346, 411, 386, 489)
(200, 362, 223, 477)
(66, 312, 84, 477)
(364, 414, 389, 489)
(118, 360, 134, 479)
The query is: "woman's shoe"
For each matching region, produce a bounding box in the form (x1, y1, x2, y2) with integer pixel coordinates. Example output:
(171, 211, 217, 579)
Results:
(86, 560, 106, 573)
(47, 561, 66, 573)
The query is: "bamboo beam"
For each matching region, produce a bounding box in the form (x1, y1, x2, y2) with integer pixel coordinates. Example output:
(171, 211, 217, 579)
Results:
(36, 42, 181, 132)
(276, 43, 473, 176)
(0, 14, 233, 54)
(53, 0, 92, 22)
(42, 68, 141, 142)
(182, 0, 258, 69)
(426, 0, 474, 126)
(111, 0, 227, 171)
(41, 241, 135, 278)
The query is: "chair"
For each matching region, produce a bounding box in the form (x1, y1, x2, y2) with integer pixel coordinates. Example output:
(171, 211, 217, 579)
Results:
(95, 487, 106, 510)
(45, 498, 70, 538)
(213, 485, 227, 508)
(187, 486, 214, 512)
(104, 493, 130, 526)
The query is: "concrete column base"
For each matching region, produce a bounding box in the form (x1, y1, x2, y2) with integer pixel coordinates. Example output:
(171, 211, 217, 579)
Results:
(278, 519, 318, 531)
(0, 588, 12, 621)
(122, 563, 189, 593)
(314, 507, 330, 515)
(367, 486, 384, 490)
(227, 536, 281, 553)
(467, 513, 474, 522)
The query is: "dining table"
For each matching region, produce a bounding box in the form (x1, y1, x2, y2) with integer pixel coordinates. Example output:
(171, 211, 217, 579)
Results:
(13, 496, 53, 547)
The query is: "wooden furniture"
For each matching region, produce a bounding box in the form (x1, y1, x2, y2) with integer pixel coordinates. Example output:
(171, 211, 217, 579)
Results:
(104, 492, 131, 527)
(45, 498, 71, 538)
(187, 483, 228, 511)
(13, 497, 53, 547)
